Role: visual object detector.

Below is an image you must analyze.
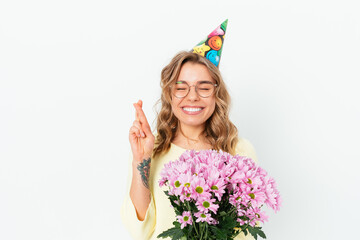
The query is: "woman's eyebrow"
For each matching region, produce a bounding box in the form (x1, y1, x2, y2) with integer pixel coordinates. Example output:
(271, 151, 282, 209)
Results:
(176, 80, 214, 84)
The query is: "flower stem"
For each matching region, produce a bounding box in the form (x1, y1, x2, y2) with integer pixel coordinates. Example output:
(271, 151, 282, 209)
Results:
(242, 204, 257, 232)
(204, 223, 208, 239)
(185, 201, 199, 237)
(228, 206, 237, 216)
(199, 223, 204, 240)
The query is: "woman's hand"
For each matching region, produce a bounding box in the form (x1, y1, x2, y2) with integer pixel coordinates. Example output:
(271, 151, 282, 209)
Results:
(129, 100, 155, 163)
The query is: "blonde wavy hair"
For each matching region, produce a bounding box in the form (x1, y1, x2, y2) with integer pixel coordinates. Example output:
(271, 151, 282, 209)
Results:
(152, 51, 238, 158)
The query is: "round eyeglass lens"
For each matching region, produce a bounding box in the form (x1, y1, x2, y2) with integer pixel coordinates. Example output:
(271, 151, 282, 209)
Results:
(197, 82, 215, 97)
(173, 82, 215, 98)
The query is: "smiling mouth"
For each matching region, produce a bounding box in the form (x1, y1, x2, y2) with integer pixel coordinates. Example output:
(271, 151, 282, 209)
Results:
(181, 107, 205, 115)
(182, 107, 204, 112)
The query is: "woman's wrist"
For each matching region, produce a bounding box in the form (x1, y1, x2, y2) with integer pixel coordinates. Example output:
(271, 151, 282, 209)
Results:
(132, 156, 152, 189)
(133, 155, 152, 165)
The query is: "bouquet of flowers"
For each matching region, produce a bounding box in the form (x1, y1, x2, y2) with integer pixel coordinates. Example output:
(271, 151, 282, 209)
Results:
(157, 149, 281, 240)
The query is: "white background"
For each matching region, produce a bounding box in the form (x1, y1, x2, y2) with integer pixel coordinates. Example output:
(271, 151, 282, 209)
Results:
(1, 0, 359, 239)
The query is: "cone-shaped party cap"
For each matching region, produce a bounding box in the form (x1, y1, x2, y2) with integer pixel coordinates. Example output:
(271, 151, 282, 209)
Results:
(191, 19, 228, 68)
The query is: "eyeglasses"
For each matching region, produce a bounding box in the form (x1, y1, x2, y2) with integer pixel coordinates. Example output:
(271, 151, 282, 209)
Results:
(171, 81, 218, 98)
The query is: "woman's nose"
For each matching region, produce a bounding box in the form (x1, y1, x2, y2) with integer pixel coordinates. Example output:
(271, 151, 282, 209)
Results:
(187, 86, 200, 100)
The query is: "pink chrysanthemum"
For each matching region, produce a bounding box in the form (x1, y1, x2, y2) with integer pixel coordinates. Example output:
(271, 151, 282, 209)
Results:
(196, 197, 219, 214)
(194, 211, 217, 225)
(264, 176, 282, 212)
(177, 211, 193, 229)
(190, 176, 211, 200)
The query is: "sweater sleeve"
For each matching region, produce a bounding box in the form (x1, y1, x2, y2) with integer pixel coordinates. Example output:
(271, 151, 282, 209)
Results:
(235, 137, 258, 164)
(120, 152, 156, 240)
(232, 137, 259, 240)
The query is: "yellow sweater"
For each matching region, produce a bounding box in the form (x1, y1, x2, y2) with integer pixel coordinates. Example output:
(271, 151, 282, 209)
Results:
(120, 138, 259, 240)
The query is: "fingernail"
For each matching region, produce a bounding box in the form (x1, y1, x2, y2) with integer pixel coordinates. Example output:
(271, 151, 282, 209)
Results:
(141, 131, 145, 137)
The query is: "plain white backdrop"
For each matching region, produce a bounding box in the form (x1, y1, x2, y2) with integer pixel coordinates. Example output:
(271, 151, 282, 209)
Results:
(1, 0, 359, 239)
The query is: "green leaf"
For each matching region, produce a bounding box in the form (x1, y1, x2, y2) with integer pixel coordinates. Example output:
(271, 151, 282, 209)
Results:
(221, 215, 237, 230)
(247, 226, 267, 240)
(219, 211, 227, 216)
(157, 227, 178, 238)
(173, 221, 181, 228)
(258, 229, 266, 239)
(209, 225, 227, 240)
(157, 227, 185, 240)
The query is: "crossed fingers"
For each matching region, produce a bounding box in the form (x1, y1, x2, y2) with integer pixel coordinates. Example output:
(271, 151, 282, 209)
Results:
(132, 100, 151, 137)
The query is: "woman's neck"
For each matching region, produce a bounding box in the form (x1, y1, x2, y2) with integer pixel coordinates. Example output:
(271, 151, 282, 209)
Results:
(178, 123, 205, 141)
(172, 124, 212, 150)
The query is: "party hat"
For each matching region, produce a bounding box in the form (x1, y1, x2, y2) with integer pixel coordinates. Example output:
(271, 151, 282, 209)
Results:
(191, 19, 228, 67)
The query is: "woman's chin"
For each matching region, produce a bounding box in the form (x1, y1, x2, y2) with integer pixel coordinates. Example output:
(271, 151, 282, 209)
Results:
(179, 120, 206, 129)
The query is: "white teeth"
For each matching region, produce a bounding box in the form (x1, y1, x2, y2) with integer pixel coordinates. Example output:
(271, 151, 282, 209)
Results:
(182, 107, 203, 112)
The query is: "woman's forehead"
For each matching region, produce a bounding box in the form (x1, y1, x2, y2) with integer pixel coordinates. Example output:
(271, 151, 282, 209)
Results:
(177, 62, 213, 83)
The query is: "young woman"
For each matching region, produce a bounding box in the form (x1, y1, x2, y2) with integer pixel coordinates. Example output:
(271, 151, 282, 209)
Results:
(120, 51, 258, 240)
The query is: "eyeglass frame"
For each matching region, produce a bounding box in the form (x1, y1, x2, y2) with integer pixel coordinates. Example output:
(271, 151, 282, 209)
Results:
(170, 80, 218, 98)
